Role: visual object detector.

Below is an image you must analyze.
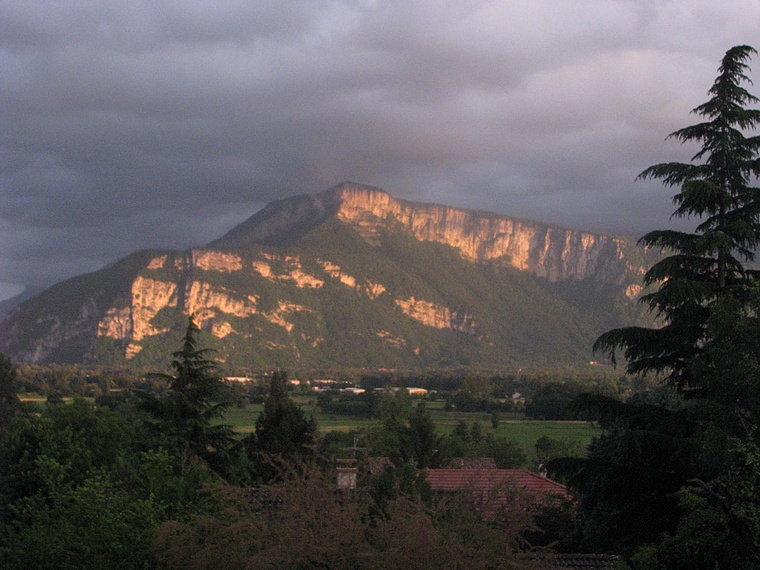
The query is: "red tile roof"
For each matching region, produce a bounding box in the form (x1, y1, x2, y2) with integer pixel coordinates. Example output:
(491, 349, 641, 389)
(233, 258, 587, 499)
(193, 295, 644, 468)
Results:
(425, 469, 568, 500)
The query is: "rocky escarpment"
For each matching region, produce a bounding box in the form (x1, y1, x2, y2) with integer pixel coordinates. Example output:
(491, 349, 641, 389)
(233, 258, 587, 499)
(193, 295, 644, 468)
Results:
(92, 249, 482, 361)
(0, 183, 655, 368)
(214, 182, 643, 286)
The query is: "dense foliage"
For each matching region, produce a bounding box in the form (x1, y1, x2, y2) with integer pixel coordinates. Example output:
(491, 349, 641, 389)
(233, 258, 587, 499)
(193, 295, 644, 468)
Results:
(551, 45, 760, 568)
(1, 322, 570, 568)
(140, 318, 235, 458)
(595, 45, 760, 390)
(242, 368, 318, 483)
(0, 400, 198, 569)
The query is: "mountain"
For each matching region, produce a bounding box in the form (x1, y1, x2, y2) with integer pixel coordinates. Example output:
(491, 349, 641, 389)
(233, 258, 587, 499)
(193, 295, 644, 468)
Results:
(0, 288, 41, 323)
(0, 182, 656, 370)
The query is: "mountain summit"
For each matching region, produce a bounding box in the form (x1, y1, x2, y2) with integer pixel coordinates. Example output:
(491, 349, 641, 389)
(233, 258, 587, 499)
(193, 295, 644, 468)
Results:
(0, 183, 655, 369)
(218, 182, 641, 283)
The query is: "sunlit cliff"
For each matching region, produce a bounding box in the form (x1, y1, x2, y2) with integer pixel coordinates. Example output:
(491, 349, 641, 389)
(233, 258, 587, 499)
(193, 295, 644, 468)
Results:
(0, 183, 655, 368)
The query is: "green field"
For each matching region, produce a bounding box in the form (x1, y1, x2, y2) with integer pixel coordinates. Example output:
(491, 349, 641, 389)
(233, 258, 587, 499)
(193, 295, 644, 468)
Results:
(25, 393, 600, 459)
(222, 397, 600, 458)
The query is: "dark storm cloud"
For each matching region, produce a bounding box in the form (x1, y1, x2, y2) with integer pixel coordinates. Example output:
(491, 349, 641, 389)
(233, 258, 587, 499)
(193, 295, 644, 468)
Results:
(1, 0, 759, 299)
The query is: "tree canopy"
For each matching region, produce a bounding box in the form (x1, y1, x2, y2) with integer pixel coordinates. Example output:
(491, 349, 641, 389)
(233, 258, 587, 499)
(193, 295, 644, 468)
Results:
(0, 353, 20, 436)
(559, 45, 760, 567)
(139, 316, 235, 468)
(243, 369, 317, 483)
(595, 45, 760, 391)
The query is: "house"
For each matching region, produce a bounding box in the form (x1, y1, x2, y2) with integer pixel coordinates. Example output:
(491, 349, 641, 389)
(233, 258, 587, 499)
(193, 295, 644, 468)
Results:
(335, 457, 394, 490)
(424, 468, 569, 511)
(423, 468, 621, 568)
(332, 461, 614, 567)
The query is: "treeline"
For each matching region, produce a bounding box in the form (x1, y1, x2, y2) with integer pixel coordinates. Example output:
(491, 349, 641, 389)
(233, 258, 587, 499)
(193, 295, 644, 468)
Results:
(317, 375, 623, 420)
(0, 320, 572, 569)
(13, 359, 634, 422)
(13, 362, 148, 398)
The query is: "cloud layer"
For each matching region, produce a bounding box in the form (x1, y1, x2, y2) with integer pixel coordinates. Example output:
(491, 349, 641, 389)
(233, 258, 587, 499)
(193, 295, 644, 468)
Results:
(2, 0, 759, 299)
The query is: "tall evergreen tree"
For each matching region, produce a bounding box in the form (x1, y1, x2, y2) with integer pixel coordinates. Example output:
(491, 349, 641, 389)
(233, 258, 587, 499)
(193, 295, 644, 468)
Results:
(559, 46, 760, 563)
(245, 369, 316, 482)
(140, 316, 235, 466)
(0, 353, 20, 436)
(595, 45, 760, 390)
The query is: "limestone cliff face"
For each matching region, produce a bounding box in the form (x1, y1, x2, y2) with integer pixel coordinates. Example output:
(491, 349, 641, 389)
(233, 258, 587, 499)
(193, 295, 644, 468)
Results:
(395, 297, 477, 334)
(93, 244, 487, 360)
(96, 252, 262, 358)
(94, 250, 377, 359)
(0, 182, 653, 366)
(330, 183, 633, 284)
(213, 182, 642, 287)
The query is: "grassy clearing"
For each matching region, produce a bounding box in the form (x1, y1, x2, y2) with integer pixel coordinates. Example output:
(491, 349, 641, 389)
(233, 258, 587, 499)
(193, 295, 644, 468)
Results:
(222, 397, 600, 456)
(493, 420, 599, 453)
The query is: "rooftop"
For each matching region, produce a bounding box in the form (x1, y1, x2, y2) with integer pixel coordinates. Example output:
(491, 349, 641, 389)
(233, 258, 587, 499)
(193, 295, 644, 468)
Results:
(425, 468, 568, 500)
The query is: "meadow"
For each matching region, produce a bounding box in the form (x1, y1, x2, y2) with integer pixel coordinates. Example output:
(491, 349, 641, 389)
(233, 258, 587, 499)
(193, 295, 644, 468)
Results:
(223, 397, 600, 458)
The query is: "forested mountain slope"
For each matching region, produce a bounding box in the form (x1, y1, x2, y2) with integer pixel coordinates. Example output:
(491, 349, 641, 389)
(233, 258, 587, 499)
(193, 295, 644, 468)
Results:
(0, 182, 656, 369)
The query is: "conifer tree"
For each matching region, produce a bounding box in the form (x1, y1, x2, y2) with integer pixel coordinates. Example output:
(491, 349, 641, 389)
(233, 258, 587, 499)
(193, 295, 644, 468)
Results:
(141, 316, 234, 465)
(253, 369, 315, 456)
(563, 46, 760, 561)
(0, 353, 20, 435)
(595, 45, 760, 390)
(245, 369, 316, 482)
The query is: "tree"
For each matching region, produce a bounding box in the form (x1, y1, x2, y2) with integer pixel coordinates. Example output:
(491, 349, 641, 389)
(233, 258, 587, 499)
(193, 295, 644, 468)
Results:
(564, 46, 760, 556)
(569, 48, 760, 563)
(0, 323, 236, 568)
(368, 391, 443, 468)
(534, 435, 582, 466)
(407, 402, 438, 468)
(524, 382, 586, 420)
(367, 389, 413, 464)
(244, 369, 317, 482)
(548, 393, 706, 555)
(2, 472, 161, 570)
(437, 420, 527, 469)
(643, 436, 760, 569)
(140, 316, 235, 469)
(0, 400, 166, 569)
(0, 353, 20, 436)
(595, 45, 760, 390)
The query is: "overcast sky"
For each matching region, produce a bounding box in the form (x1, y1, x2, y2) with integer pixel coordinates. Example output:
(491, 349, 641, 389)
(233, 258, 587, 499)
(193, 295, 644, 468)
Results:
(2, 1, 759, 301)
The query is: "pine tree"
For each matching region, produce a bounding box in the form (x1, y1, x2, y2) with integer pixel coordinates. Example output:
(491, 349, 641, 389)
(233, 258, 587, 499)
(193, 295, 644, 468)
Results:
(567, 46, 760, 562)
(141, 316, 234, 465)
(245, 369, 316, 482)
(0, 353, 20, 436)
(595, 45, 760, 390)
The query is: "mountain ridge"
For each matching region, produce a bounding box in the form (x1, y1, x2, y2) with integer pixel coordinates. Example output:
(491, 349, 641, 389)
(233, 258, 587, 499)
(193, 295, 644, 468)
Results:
(0, 183, 656, 369)
(213, 181, 643, 284)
